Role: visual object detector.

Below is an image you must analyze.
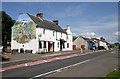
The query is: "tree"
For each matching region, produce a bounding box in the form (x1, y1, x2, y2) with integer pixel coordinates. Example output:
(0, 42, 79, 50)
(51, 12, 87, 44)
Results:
(1, 11, 15, 51)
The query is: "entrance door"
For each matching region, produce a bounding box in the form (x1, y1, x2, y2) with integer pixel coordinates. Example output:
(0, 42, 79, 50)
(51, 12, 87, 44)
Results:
(60, 39, 62, 51)
(53, 42, 54, 52)
(48, 41, 50, 52)
(48, 41, 54, 52)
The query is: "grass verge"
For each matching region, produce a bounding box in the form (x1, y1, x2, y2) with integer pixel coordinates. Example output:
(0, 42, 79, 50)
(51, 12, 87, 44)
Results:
(100, 70, 120, 79)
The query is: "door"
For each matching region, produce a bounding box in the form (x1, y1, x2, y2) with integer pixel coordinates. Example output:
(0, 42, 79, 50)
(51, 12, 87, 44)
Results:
(48, 41, 50, 52)
(60, 39, 62, 51)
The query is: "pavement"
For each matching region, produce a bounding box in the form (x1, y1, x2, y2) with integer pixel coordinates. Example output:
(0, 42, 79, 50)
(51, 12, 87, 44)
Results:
(2, 50, 95, 68)
(2, 49, 93, 65)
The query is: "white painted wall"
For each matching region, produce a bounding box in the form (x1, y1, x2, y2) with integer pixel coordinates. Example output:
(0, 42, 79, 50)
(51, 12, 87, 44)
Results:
(99, 41, 108, 50)
(11, 39, 37, 53)
(11, 23, 73, 53)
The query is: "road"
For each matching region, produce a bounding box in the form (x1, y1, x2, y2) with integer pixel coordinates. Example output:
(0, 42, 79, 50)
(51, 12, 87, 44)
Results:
(2, 49, 118, 79)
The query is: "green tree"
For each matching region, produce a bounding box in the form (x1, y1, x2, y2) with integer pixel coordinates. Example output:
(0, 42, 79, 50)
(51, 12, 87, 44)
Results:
(1, 11, 15, 51)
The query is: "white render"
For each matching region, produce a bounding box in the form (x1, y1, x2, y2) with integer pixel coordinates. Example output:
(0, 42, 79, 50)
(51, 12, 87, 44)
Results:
(99, 41, 108, 50)
(11, 15, 72, 53)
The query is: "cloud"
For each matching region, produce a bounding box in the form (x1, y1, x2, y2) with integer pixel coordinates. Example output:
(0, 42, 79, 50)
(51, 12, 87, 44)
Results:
(53, 4, 88, 17)
(80, 32, 97, 38)
(71, 13, 118, 33)
(71, 13, 118, 43)
(103, 31, 119, 43)
(114, 31, 120, 36)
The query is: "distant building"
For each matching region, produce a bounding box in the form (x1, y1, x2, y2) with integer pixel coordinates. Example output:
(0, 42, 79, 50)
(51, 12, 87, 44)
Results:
(11, 13, 72, 53)
(92, 37, 109, 50)
(73, 36, 89, 50)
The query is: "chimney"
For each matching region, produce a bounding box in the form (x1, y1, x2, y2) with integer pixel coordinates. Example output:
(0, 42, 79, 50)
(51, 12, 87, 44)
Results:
(53, 20, 58, 25)
(36, 12, 43, 20)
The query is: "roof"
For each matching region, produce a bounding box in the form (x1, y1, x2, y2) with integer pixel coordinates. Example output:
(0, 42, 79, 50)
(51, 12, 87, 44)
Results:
(64, 29, 67, 31)
(80, 36, 90, 41)
(73, 36, 78, 41)
(27, 13, 67, 33)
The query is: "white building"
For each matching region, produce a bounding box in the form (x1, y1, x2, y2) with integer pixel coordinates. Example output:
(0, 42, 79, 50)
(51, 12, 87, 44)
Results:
(11, 13, 72, 53)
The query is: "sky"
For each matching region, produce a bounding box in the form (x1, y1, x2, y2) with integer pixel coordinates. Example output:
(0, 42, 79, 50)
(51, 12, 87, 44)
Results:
(2, 2, 118, 44)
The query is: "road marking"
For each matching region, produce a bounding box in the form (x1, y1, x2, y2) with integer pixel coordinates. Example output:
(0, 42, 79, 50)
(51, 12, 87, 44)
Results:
(1, 51, 95, 72)
(56, 57, 60, 59)
(43, 60, 48, 62)
(25, 63, 28, 66)
(29, 59, 90, 79)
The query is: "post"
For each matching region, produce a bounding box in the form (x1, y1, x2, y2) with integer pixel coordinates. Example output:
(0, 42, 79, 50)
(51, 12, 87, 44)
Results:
(80, 48, 82, 53)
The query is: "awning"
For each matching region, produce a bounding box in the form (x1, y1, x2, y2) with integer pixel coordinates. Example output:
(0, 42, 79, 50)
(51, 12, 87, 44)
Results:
(60, 39, 66, 42)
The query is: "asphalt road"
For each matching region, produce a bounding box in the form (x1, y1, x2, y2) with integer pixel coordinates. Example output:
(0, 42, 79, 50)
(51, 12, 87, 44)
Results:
(2, 49, 118, 78)
(47, 49, 118, 78)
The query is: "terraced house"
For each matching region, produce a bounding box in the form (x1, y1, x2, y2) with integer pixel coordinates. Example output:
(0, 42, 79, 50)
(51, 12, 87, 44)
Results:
(11, 13, 73, 53)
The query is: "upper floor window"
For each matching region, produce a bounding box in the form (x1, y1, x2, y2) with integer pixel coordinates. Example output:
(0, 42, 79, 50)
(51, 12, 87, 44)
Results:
(53, 31, 55, 36)
(61, 33, 62, 38)
(43, 29, 45, 34)
(56, 31, 57, 39)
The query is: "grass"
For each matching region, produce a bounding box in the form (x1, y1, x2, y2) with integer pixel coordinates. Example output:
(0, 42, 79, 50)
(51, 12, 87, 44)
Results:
(100, 70, 120, 79)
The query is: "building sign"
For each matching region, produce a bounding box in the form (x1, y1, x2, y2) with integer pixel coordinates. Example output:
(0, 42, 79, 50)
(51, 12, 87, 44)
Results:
(12, 20, 36, 43)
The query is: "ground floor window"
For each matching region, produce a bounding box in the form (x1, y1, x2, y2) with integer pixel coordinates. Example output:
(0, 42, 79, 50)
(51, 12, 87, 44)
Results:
(39, 41, 42, 48)
(67, 43, 69, 48)
(63, 42, 65, 49)
(58, 42, 59, 48)
(44, 41, 46, 48)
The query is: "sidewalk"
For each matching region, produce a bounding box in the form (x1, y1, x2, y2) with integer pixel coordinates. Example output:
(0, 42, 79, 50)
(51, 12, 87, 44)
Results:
(2, 50, 93, 65)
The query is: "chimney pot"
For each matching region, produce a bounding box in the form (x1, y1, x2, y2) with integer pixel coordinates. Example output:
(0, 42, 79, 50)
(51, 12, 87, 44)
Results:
(53, 20, 58, 25)
(36, 12, 43, 20)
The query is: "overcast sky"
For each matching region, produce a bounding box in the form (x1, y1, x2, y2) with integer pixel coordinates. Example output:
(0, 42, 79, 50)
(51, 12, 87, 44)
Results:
(2, 2, 118, 44)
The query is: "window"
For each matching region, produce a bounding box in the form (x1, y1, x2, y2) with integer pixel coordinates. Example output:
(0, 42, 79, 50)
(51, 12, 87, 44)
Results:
(67, 35, 68, 39)
(61, 33, 62, 38)
(53, 31, 55, 36)
(67, 43, 69, 48)
(43, 29, 45, 34)
(58, 42, 59, 48)
(39, 41, 42, 48)
(44, 41, 46, 48)
(63, 42, 65, 48)
(56, 31, 57, 39)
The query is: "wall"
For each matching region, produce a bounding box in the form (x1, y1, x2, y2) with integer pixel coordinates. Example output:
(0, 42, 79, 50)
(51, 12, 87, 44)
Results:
(73, 37, 88, 50)
(99, 41, 108, 49)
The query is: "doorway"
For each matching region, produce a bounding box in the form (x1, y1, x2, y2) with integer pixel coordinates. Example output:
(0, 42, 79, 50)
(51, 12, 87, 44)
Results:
(60, 39, 62, 51)
(48, 41, 54, 52)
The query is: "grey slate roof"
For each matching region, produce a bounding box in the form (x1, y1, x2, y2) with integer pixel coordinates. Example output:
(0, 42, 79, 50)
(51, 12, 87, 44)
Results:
(64, 29, 67, 32)
(73, 36, 78, 41)
(27, 13, 66, 33)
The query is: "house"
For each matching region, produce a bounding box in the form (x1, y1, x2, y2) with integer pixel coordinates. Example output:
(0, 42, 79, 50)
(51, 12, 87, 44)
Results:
(11, 13, 72, 53)
(92, 36, 109, 50)
(91, 38, 99, 49)
(73, 36, 89, 50)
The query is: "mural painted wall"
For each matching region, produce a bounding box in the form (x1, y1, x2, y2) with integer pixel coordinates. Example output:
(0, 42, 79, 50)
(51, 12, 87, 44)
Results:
(12, 14, 36, 44)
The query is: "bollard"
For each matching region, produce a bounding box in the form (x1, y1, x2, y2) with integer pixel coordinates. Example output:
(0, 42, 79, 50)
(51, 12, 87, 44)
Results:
(80, 48, 83, 53)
